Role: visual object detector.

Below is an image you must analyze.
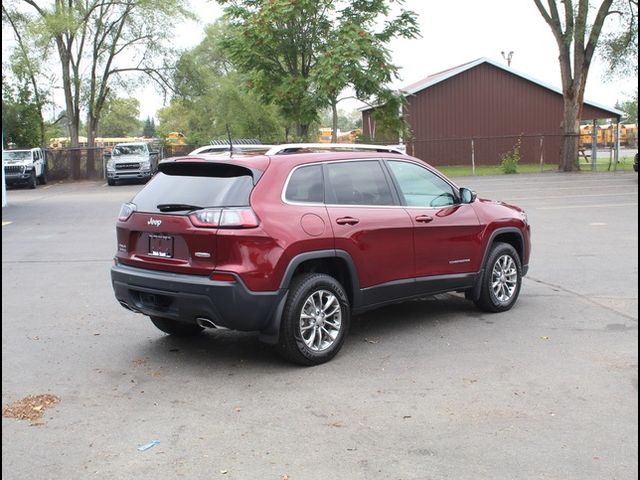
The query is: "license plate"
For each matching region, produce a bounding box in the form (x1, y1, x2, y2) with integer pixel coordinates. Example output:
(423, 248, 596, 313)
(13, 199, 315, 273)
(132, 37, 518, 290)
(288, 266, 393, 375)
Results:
(148, 234, 173, 258)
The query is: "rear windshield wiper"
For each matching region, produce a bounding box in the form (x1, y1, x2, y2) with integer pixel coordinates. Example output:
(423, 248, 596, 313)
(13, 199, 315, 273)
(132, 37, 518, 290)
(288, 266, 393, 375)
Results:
(156, 203, 204, 212)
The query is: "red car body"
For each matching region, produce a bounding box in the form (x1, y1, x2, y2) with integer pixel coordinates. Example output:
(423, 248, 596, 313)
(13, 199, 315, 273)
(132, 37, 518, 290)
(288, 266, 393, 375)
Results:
(111, 150, 530, 363)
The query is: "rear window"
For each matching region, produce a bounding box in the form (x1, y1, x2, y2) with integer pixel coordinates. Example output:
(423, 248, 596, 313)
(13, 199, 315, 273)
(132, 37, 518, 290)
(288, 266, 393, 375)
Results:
(133, 163, 255, 213)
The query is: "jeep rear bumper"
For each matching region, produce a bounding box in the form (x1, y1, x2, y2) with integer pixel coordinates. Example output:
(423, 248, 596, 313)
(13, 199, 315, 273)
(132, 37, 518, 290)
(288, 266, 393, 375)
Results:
(111, 263, 284, 332)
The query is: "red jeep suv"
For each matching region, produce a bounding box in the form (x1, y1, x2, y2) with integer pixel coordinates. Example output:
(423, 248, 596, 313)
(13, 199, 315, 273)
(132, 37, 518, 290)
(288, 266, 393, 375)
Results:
(111, 144, 531, 365)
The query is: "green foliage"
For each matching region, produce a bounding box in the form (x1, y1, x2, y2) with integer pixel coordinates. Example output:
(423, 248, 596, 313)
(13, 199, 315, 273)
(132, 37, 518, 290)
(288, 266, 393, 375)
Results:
(318, 108, 361, 131)
(500, 138, 521, 174)
(601, 0, 638, 80)
(142, 117, 156, 138)
(2, 78, 41, 148)
(219, 0, 419, 138)
(98, 98, 142, 137)
(168, 21, 285, 144)
(10, 0, 192, 148)
(620, 88, 638, 124)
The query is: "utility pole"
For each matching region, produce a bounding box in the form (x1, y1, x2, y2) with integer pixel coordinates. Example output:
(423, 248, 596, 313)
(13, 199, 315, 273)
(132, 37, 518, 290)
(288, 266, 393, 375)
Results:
(501, 51, 514, 67)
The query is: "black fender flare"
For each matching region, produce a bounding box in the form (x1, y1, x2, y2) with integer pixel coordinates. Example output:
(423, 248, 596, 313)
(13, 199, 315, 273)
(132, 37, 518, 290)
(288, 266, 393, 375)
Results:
(259, 249, 360, 344)
(470, 227, 525, 301)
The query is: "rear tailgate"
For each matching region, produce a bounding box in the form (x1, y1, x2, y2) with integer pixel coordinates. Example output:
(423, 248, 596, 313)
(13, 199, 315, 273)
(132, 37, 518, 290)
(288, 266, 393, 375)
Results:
(115, 160, 263, 276)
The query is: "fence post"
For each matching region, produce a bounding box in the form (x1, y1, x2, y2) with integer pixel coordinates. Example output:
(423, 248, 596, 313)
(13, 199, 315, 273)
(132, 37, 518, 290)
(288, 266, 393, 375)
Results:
(591, 120, 597, 172)
(613, 121, 620, 172)
(539, 136, 544, 172)
(471, 138, 475, 176)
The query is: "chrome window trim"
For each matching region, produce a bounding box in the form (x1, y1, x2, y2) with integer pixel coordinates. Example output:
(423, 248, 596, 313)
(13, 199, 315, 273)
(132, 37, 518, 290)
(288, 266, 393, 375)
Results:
(281, 157, 458, 211)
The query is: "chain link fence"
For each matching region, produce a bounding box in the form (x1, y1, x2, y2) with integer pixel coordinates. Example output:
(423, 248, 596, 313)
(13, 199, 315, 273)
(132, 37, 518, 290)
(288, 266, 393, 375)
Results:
(400, 133, 632, 174)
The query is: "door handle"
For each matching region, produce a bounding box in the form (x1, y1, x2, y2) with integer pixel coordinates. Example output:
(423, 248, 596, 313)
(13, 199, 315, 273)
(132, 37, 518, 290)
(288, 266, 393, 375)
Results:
(336, 217, 360, 225)
(415, 215, 433, 223)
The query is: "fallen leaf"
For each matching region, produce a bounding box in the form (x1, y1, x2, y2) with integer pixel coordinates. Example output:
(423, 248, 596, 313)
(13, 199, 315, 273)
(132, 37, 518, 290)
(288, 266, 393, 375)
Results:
(2, 394, 61, 422)
(364, 338, 380, 344)
(220, 469, 228, 474)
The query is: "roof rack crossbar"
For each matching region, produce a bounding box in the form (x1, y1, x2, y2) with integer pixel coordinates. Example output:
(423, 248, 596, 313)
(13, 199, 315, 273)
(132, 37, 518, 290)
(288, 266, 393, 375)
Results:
(265, 143, 404, 155)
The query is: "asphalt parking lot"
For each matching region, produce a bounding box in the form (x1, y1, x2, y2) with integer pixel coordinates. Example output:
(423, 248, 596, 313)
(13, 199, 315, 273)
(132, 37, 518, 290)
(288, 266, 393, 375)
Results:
(2, 171, 638, 480)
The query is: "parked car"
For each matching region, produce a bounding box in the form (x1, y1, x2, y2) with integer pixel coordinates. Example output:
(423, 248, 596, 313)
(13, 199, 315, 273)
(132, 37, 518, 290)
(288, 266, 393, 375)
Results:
(111, 144, 531, 365)
(105, 142, 159, 185)
(634, 152, 638, 172)
(2, 147, 47, 188)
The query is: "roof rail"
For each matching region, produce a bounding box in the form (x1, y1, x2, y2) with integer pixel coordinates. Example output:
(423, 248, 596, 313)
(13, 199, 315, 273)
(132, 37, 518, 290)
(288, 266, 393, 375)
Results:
(265, 143, 405, 155)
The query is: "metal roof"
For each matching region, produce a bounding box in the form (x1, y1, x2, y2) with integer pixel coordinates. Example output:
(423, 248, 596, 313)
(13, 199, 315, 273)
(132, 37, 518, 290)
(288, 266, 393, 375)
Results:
(360, 57, 623, 117)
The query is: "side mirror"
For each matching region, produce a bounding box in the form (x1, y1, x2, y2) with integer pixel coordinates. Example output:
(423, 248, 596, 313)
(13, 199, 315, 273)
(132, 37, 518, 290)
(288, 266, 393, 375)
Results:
(459, 187, 476, 204)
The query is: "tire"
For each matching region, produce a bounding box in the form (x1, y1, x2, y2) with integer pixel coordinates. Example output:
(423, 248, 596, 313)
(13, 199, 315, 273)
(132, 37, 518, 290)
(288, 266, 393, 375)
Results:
(28, 171, 37, 189)
(474, 242, 522, 313)
(38, 168, 47, 185)
(107, 178, 116, 186)
(278, 273, 350, 366)
(149, 316, 203, 337)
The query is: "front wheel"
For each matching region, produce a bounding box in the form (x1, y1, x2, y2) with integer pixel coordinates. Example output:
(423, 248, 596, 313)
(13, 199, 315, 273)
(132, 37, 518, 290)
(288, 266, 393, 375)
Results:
(278, 273, 350, 366)
(149, 316, 203, 337)
(28, 171, 37, 189)
(474, 242, 522, 313)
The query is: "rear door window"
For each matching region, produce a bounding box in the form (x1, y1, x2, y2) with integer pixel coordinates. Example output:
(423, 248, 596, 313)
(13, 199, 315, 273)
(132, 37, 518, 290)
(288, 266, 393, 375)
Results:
(325, 160, 394, 206)
(133, 163, 255, 213)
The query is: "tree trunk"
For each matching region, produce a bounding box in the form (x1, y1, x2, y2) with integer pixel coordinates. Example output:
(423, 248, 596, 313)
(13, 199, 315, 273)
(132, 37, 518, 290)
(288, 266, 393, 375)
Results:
(297, 123, 309, 139)
(560, 95, 581, 171)
(331, 99, 338, 143)
(86, 117, 98, 178)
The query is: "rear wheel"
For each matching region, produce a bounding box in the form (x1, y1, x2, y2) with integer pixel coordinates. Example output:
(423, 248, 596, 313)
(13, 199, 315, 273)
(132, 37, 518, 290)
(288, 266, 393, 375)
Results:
(474, 242, 522, 313)
(149, 316, 203, 336)
(278, 273, 350, 366)
(38, 168, 47, 185)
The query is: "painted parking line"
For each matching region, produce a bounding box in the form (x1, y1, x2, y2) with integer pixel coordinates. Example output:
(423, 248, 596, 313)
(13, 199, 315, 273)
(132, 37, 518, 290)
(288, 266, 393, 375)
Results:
(504, 192, 638, 201)
(537, 202, 638, 210)
(2, 221, 13, 226)
(43, 185, 53, 190)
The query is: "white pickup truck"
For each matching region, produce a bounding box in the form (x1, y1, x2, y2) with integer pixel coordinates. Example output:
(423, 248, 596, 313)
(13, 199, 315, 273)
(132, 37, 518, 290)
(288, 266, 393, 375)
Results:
(3, 147, 47, 189)
(105, 142, 159, 186)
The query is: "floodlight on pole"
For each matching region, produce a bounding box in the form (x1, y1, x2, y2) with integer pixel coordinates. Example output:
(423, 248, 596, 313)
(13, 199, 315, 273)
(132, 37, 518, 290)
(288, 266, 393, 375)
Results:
(501, 51, 514, 67)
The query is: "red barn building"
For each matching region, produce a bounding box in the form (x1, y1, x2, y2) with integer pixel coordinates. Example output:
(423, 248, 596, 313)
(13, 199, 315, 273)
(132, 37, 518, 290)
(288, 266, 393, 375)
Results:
(361, 58, 623, 166)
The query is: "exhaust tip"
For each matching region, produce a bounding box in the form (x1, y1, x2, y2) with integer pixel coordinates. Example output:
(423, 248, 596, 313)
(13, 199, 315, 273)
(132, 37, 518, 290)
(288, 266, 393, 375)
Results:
(196, 317, 217, 329)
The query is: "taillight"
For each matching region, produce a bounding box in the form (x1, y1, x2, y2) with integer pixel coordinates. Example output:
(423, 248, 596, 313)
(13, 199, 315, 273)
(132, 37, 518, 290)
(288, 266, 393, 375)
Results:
(118, 202, 137, 221)
(189, 208, 259, 228)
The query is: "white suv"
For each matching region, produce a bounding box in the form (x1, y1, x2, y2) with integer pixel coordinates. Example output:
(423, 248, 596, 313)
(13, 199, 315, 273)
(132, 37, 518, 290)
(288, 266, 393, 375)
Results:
(3, 147, 47, 189)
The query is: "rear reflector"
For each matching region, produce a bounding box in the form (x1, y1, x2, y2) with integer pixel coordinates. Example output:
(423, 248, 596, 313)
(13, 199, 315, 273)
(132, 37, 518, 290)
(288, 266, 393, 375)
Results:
(210, 273, 236, 282)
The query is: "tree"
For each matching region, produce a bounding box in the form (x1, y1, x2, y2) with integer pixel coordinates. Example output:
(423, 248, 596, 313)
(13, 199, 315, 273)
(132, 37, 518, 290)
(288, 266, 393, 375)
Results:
(2, 4, 52, 148)
(219, 0, 418, 140)
(98, 97, 141, 137)
(170, 21, 286, 144)
(312, 2, 419, 141)
(142, 117, 156, 138)
(13, 0, 190, 175)
(533, 0, 636, 171)
(601, 0, 638, 78)
(620, 88, 638, 123)
(2, 76, 41, 148)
